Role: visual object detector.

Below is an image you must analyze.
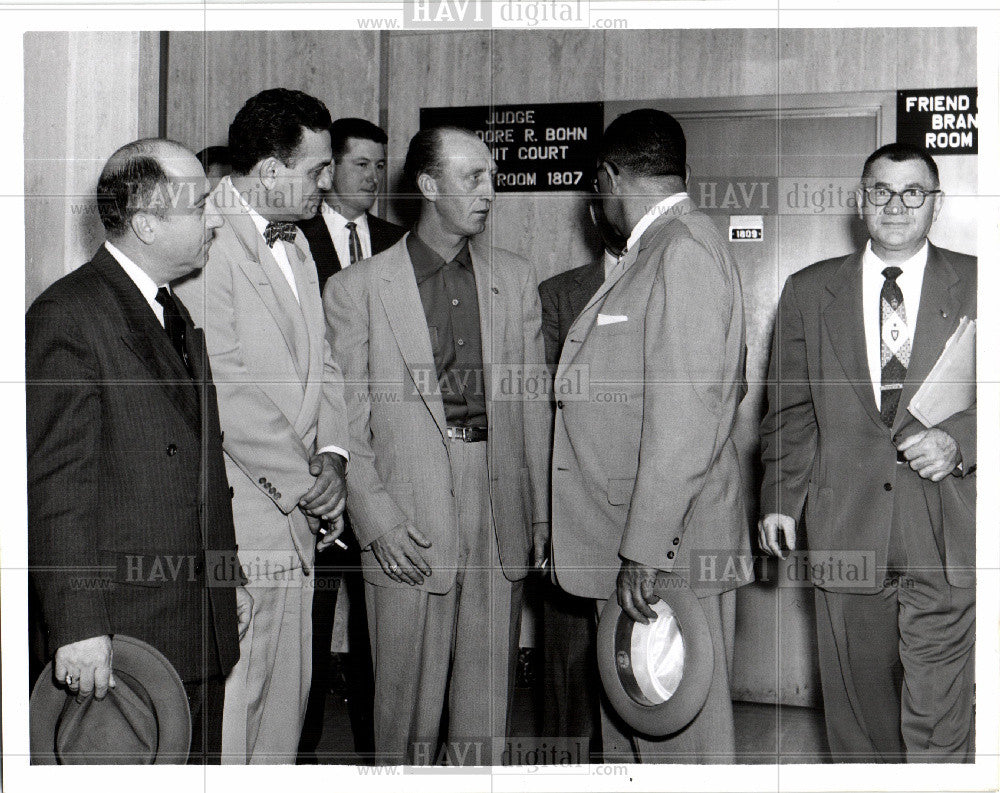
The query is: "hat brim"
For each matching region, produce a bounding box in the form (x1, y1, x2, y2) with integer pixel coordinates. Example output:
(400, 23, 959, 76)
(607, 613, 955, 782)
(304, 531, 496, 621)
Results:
(597, 574, 714, 737)
(30, 635, 191, 764)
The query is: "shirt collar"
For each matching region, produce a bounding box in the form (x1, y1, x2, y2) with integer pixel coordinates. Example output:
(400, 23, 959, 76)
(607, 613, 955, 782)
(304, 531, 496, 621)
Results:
(322, 201, 369, 232)
(104, 241, 162, 302)
(407, 232, 473, 285)
(625, 191, 689, 253)
(862, 239, 929, 277)
(223, 175, 273, 240)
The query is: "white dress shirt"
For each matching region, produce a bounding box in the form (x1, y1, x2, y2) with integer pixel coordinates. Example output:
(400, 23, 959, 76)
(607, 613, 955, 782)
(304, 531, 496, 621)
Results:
(625, 191, 691, 254)
(320, 202, 371, 268)
(224, 175, 300, 302)
(104, 241, 168, 327)
(862, 240, 928, 409)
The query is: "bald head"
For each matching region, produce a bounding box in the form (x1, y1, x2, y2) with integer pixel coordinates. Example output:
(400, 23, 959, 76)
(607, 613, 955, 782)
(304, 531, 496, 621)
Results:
(97, 138, 203, 239)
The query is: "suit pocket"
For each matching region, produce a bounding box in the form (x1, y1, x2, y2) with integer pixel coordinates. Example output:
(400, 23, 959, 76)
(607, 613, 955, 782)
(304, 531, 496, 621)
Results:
(607, 477, 634, 506)
(599, 321, 640, 336)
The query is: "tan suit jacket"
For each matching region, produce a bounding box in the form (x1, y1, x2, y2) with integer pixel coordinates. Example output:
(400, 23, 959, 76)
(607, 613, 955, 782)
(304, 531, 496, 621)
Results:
(551, 197, 751, 600)
(323, 233, 552, 593)
(176, 178, 349, 571)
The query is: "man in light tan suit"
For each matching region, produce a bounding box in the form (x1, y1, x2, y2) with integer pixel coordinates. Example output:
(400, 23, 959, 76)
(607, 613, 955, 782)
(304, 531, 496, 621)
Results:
(324, 126, 551, 765)
(551, 109, 752, 762)
(176, 88, 349, 764)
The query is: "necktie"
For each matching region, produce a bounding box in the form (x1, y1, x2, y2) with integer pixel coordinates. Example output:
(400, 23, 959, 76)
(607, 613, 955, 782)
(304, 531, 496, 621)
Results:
(879, 266, 910, 425)
(155, 287, 192, 376)
(346, 221, 363, 265)
(264, 221, 297, 248)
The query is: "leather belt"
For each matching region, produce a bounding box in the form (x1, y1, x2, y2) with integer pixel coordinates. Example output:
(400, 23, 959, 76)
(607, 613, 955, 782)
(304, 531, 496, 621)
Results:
(446, 425, 488, 443)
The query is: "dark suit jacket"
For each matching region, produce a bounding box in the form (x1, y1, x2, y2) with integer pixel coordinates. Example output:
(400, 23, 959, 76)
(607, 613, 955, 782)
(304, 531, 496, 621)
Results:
(538, 259, 604, 369)
(297, 209, 406, 290)
(760, 242, 976, 590)
(27, 246, 241, 682)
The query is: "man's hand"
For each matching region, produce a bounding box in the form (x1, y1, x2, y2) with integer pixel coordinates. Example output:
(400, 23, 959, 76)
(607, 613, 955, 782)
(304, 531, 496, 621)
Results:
(370, 521, 433, 586)
(532, 521, 550, 569)
(299, 452, 347, 520)
(758, 513, 797, 559)
(897, 428, 961, 482)
(316, 515, 346, 552)
(54, 635, 114, 702)
(235, 586, 254, 641)
(616, 559, 659, 624)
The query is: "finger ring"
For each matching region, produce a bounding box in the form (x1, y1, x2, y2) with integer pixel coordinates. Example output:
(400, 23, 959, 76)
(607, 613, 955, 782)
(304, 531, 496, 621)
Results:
(65, 674, 74, 685)
(389, 564, 400, 573)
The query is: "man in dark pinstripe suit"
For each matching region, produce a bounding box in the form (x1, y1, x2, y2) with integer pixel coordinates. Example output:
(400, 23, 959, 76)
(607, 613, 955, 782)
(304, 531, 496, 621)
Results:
(27, 139, 250, 763)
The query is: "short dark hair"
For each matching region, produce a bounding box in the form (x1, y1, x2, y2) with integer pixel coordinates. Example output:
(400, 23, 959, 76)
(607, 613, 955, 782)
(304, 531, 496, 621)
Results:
(196, 145, 231, 171)
(598, 109, 686, 179)
(228, 88, 332, 175)
(330, 118, 388, 162)
(403, 126, 472, 189)
(96, 139, 180, 237)
(861, 142, 940, 187)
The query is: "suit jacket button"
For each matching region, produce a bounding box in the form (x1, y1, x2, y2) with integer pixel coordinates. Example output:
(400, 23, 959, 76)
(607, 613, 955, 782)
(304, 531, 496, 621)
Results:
(672, 537, 680, 546)
(275, 491, 281, 499)
(667, 551, 675, 559)
(556, 400, 564, 409)
(259, 477, 266, 485)
(884, 482, 893, 491)
(229, 486, 235, 499)
(166, 444, 177, 456)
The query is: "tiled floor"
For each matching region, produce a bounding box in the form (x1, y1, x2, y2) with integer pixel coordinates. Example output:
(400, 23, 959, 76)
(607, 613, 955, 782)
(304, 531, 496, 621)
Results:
(309, 673, 830, 765)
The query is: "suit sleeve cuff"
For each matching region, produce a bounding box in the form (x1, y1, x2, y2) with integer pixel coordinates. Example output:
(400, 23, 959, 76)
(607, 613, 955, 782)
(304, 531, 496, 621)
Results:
(318, 445, 349, 463)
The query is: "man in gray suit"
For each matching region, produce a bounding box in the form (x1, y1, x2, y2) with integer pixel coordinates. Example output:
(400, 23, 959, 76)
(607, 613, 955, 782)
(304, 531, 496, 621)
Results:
(551, 110, 751, 762)
(759, 143, 976, 761)
(324, 126, 551, 765)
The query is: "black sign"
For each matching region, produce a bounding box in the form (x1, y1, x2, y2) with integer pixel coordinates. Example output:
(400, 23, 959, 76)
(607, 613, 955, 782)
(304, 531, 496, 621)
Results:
(897, 88, 977, 155)
(419, 102, 604, 192)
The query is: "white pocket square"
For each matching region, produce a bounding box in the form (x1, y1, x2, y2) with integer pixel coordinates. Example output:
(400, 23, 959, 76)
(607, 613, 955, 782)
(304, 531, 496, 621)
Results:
(597, 314, 628, 326)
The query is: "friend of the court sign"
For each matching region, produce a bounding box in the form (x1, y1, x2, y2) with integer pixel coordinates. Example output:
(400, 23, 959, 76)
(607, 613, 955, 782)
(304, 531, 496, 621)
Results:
(419, 102, 604, 192)
(897, 88, 977, 154)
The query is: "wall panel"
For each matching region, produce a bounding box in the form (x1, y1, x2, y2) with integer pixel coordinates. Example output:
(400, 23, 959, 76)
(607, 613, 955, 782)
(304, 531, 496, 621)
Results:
(166, 31, 380, 155)
(25, 32, 152, 306)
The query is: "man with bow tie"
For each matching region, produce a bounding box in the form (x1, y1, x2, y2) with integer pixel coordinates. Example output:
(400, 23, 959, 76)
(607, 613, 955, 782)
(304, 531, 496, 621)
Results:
(175, 88, 349, 764)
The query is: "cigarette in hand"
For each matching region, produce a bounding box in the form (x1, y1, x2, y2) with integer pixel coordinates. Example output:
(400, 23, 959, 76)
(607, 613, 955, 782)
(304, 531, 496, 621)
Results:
(317, 526, 348, 549)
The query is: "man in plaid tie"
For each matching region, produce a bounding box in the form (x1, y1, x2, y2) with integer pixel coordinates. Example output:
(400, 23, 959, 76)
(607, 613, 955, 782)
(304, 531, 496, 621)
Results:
(175, 89, 350, 764)
(759, 143, 976, 762)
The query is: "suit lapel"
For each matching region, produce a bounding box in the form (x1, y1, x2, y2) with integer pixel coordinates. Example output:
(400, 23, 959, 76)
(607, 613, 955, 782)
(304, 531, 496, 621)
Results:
(222, 182, 310, 382)
(470, 239, 500, 412)
(893, 245, 962, 433)
(821, 252, 886, 432)
(93, 249, 201, 433)
(377, 237, 447, 436)
(568, 260, 605, 321)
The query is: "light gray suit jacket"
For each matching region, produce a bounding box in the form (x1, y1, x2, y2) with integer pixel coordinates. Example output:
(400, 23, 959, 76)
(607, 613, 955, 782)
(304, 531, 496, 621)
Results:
(551, 197, 752, 600)
(323, 233, 552, 593)
(176, 178, 349, 573)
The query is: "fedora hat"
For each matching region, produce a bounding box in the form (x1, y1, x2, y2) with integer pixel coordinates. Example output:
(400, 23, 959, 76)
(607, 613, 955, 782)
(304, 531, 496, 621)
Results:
(597, 572, 714, 737)
(30, 635, 191, 764)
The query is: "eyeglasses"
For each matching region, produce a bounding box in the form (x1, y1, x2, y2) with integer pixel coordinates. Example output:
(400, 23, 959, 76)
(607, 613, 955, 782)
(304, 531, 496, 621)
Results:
(862, 186, 942, 209)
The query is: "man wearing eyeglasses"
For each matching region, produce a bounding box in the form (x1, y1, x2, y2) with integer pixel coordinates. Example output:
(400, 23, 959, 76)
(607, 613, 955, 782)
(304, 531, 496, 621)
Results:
(759, 142, 976, 762)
